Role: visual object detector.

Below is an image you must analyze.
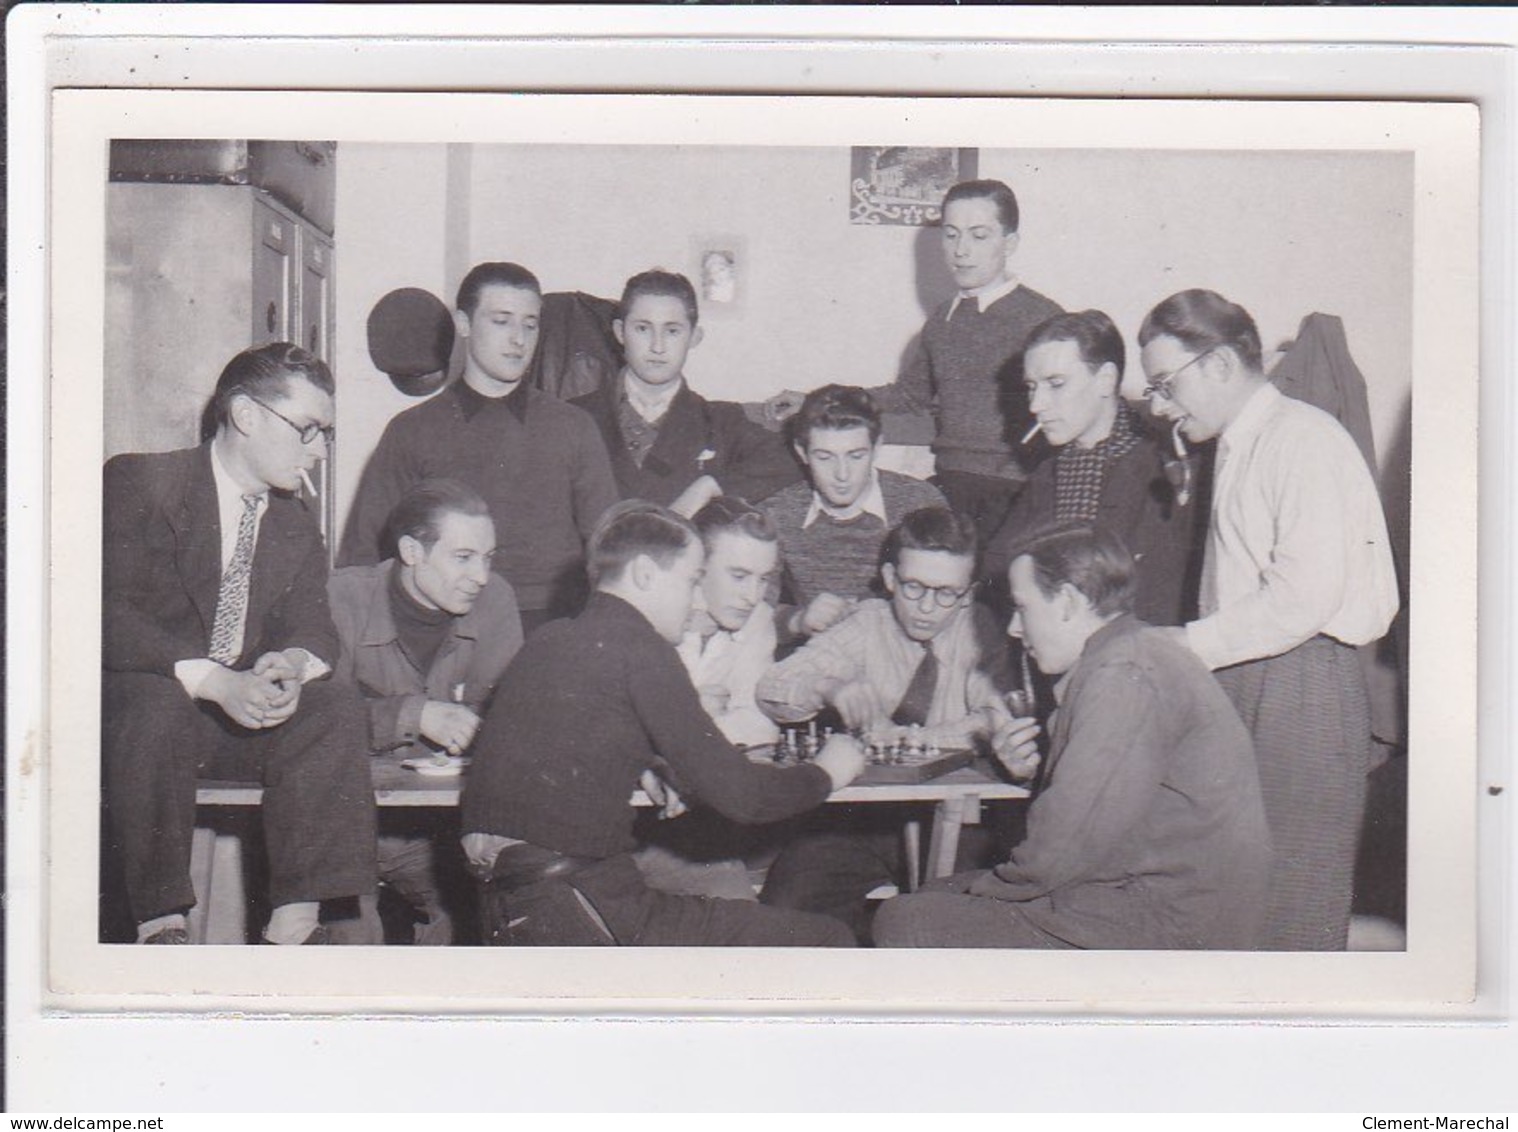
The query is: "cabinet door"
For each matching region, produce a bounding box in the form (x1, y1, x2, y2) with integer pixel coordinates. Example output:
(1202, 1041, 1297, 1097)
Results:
(251, 199, 294, 346)
(301, 230, 333, 360)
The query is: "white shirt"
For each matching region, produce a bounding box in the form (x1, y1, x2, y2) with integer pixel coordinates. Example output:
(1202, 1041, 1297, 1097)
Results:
(802, 471, 889, 529)
(676, 602, 780, 748)
(1185, 382, 1399, 670)
(946, 272, 1020, 320)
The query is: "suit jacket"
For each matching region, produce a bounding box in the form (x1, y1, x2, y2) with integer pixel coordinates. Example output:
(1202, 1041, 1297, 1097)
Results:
(572, 380, 801, 508)
(102, 443, 338, 677)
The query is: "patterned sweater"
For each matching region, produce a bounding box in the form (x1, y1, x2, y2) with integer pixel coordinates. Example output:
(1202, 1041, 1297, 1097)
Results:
(760, 471, 946, 608)
(872, 285, 1063, 480)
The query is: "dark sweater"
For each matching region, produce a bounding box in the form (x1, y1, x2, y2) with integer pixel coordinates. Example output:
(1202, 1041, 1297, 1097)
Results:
(572, 378, 801, 508)
(984, 424, 1204, 626)
(872, 285, 1063, 480)
(760, 471, 946, 607)
(462, 592, 833, 860)
(339, 381, 619, 615)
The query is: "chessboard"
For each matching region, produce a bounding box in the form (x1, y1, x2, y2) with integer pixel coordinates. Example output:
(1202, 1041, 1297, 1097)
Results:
(856, 745, 976, 785)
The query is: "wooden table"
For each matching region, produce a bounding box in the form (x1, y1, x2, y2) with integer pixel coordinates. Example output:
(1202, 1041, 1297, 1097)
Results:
(189, 754, 1029, 942)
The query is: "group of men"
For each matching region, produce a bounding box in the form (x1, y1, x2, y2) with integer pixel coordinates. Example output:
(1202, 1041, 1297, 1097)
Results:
(101, 175, 1398, 952)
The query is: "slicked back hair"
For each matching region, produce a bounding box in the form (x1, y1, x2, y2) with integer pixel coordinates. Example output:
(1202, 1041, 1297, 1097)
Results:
(791, 384, 883, 449)
(587, 499, 699, 588)
(619, 269, 700, 328)
(881, 506, 979, 570)
(1138, 288, 1263, 374)
(692, 495, 777, 551)
(1026, 309, 1126, 376)
(1014, 524, 1136, 619)
(386, 478, 492, 554)
(455, 262, 542, 317)
(206, 342, 334, 439)
(942, 178, 1020, 234)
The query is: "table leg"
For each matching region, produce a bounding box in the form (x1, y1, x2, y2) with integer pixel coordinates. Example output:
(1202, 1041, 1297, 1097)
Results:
(902, 820, 922, 892)
(927, 795, 975, 880)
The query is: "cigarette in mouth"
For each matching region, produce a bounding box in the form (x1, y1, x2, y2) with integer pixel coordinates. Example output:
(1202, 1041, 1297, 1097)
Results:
(1021, 421, 1044, 445)
(1171, 420, 1189, 459)
(298, 467, 317, 497)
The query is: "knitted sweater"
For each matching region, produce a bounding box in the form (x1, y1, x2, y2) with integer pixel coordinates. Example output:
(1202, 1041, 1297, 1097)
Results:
(760, 471, 946, 607)
(872, 285, 1063, 480)
(339, 381, 619, 615)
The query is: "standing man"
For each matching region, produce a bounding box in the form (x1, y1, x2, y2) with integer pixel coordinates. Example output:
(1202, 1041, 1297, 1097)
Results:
(327, 479, 524, 944)
(102, 343, 375, 945)
(770, 179, 1062, 539)
(873, 526, 1271, 950)
(461, 501, 864, 947)
(572, 270, 800, 515)
(341, 262, 619, 633)
(760, 385, 945, 642)
(1139, 288, 1399, 950)
(985, 309, 1200, 626)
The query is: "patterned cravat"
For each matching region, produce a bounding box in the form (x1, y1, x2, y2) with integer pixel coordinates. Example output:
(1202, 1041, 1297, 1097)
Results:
(208, 494, 260, 665)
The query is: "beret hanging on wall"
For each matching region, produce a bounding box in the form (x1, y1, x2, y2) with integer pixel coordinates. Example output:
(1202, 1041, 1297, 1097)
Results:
(367, 287, 455, 397)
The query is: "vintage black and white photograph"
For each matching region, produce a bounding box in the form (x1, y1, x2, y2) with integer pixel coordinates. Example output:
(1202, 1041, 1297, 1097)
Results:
(44, 90, 1477, 1010)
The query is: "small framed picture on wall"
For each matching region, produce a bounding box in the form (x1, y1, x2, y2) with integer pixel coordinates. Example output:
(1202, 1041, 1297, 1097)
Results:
(691, 233, 747, 315)
(850, 146, 979, 226)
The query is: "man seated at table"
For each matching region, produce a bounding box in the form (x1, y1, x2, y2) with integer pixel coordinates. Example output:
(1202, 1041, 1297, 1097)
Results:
(327, 478, 524, 944)
(460, 500, 865, 947)
(760, 384, 945, 643)
(102, 342, 374, 944)
(756, 505, 1015, 940)
(571, 269, 800, 516)
(634, 495, 786, 901)
(873, 525, 1272, 950)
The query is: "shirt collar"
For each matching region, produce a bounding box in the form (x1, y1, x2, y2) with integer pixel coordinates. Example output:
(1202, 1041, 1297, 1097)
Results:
(453, 375, 531, 423)
(1052, 614, 1137, 705)
(1219, 380, 1281, 452)
(621, 368, 684, 424)
(803, 471, 888, 528)
(947, 273, 1020, 320)
(208, 436, 268, 512)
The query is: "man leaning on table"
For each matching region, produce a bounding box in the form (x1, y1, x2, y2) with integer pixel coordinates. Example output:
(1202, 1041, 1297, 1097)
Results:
(327, 478, 524, 944)
(460, 500, 865, 947)
(873, 525, 1271, 950)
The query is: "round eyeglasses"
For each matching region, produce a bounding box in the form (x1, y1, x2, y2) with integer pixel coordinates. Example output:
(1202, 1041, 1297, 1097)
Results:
(895, 579, 974, 608)
(1142, 346, 1216, 402)
(248, 395, 336, 446)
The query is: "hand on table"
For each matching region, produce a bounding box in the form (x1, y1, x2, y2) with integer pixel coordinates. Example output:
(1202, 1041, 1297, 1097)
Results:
(639, 769, 688, 820)
(812, 732, 866, 791)
(420, 701, 482, 756)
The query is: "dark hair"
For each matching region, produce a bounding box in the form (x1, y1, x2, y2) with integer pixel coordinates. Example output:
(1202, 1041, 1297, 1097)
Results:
(1138, 289, 1263, 373)
(1025, 309, 1125, 376)
(942, 179, 1020, 234)
(881, 506, 979, 570)
(587, 500, 698, 587)
(692, 495, 776, 550)
(791, 384, 882, 448)
(206, 342, 334, 438)
(1013, 525, 1135, 619)
(387, 478, 492, 553)
(455, 262, 542, 316)
(618, 269, 699, 328)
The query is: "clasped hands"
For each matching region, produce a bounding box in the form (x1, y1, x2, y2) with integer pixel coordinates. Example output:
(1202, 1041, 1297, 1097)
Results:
(205, 650, 306, 730)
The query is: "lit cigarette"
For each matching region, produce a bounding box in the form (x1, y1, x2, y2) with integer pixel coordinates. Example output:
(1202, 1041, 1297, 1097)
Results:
(1021, 421, 1043, 445)
(298, 467, 317, 497)
(1171, 420, 1189, 459)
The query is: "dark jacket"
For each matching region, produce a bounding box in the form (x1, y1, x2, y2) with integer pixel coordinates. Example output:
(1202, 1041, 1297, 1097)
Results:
(102, 443, 338, 676)
(572, 379, 801, 508)
(984, 426, 1203, 626)
(462, 592, 832, 861)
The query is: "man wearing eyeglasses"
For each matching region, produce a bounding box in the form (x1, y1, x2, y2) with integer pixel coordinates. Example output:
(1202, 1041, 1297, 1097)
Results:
(756, 506, 1016, 940)
(1138, 289, 1399, 951)
(102, 343, 375, 945)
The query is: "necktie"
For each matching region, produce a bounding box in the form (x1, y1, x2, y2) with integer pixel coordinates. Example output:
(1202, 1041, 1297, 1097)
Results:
(208, 494, 260, 665)
(891, 646, 939, 727)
